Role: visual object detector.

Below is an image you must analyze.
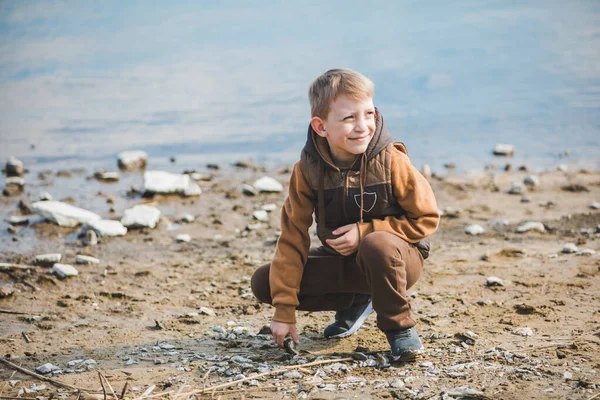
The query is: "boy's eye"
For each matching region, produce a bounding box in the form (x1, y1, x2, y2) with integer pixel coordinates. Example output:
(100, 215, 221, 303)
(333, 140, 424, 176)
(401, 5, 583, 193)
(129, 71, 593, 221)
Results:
(343, 115, 354, 121)
(366, 111, 375, 116)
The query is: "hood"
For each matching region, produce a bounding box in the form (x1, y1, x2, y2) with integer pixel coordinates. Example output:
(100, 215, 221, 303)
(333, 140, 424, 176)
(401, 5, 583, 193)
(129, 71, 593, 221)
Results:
(303, 108, 394, 170)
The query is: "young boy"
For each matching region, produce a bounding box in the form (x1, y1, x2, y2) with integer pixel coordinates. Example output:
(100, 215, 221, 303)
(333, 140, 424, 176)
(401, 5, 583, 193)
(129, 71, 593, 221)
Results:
(251, 68, 439, 361)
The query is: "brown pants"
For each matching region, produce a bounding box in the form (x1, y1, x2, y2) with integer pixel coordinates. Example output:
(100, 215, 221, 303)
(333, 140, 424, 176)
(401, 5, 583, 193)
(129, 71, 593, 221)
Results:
(251, 231, 424, 331)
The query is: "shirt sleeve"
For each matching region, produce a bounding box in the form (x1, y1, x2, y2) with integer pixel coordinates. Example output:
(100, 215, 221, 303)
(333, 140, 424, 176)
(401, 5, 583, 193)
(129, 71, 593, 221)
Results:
(357, 148, 440, 242)
(269, 162, 315, 324)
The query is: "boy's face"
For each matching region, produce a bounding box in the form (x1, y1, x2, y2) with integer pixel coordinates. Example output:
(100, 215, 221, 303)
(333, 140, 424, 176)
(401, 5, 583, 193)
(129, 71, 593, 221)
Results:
(311, 95, 376, 166)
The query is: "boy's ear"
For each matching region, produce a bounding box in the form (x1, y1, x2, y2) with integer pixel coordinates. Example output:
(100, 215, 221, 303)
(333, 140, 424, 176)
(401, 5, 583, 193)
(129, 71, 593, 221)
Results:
(310, 116, 327, 138)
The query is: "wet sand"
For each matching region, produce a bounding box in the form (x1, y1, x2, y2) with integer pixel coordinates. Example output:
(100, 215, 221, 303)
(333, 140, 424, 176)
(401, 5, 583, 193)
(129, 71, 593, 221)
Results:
(1, 163, 599, 399)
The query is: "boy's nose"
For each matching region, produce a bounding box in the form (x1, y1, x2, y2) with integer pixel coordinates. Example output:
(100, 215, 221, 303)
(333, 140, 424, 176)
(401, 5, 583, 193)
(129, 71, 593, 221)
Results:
(355, 119, 368, 132)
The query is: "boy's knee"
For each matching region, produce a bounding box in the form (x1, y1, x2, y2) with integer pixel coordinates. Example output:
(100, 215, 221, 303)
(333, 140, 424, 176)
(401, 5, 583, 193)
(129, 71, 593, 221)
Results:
(251, 264, 272, 305)
(359, 231, 405, 257)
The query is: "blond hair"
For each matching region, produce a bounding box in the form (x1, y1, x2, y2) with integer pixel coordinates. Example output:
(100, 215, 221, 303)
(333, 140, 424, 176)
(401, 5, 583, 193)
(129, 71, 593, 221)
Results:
(308, 68, 374, 119)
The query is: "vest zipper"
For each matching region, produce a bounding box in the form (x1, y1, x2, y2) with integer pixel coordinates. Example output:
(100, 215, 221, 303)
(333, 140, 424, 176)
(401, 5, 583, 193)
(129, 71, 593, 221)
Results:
(341, 170, 349, 221)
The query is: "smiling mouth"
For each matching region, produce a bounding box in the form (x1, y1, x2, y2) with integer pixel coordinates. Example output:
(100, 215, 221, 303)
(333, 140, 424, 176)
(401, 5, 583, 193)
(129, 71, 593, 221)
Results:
(349, 136, 370, 141)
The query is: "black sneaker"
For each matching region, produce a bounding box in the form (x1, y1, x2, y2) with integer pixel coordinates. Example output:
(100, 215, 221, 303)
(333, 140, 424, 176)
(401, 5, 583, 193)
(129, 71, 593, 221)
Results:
(385, 327, 424, 362)
(324, 294, 373, 338)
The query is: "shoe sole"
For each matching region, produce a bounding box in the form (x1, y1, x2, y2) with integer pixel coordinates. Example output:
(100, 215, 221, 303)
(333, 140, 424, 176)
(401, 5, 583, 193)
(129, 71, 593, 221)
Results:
(390, 345, 424, 363)
(326, 301, 373, 338)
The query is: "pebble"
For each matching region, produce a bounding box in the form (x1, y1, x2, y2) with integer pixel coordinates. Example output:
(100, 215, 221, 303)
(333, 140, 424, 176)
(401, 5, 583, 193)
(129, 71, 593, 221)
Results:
(283, 370, 303, 379)
(523, 175, 540, 187)
(35, 253, 62, 266)
(176, 234, 191, 243)
(35, 363, 59, 374)
(117, 150, 148, 170)
(212, 326, 226, 333)
(389, 379, 405, 388)
(143, 171, 201, 196)
(83, 219, 127, 236)
(179, 214, 195, 223)
(443, 207, 462, 218)
(486, 276, 504, 287)
(38, 192, 53, 201)
(488, 219, 509, 227)
(576, 249, 596, 256)
(200, 307, 215, 316)
(76, 255, 100, 265)
(465, 224, 485, 235)
(446, 386, 487, 398)
(85, 230, 98, 246)
(261, 203, 277, 212)
(51, 263, 79, 279)
(32, 201, 101, 227)
(561, 243, 578, 254)
(590, 202, 600, 210)
(241, 184, 257, 196)
(516, 221, 545, 233)
(421, 164, 432, 178)
(6, 215, 30, 225)
(512, 327, 534, 337)
(508, 181, 525, 195)
(521, 196, 530, 203)
(493, 143, 514, 156)
(557, 164, 568, 172)
(94, 171, 120, 182)
(252, 177, 283, 193)
(121, 205, 161, 229)
(563, 371, 573, 380)
(6, 156, 25, 177)
(253, 210, 269, 222)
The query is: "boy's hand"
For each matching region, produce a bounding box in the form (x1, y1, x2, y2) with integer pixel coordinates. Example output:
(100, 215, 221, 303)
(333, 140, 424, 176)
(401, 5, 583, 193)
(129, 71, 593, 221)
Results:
(270, 321, 299, 348)
(326, 223, 360, 256)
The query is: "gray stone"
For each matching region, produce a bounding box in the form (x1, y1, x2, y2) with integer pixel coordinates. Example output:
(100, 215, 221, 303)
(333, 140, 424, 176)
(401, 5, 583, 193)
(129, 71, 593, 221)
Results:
(488, 219, 509, 227)
(6, 215, 29, 225)
(179, 214, 195, 223)
(590, 202, 600, 210)
(143, 171, 201, 196)
(465, 224, 485, 235)
(84, 230, 98, 245)
(6, 156, 25, 177)
(121, 205, 161, 229)
(82, 219, 127, 236)
(32, 201, 101, 227)
(241, 184, 257, 196)
(252, 177, 283, 193)
(200, 307, 215, 316)
(51, 263, 79, 279)
(76, 255, 100, 265)
(38, 192, 53, 201)
(523, 175, 540, 187)
(445, 386, 487, 398)
(261, 203, 277, 212)
(563, 371, 573, 380)
(516, 221, 545, 233)
(493, 144, 514, 156)
(283, 370, 303, 379)
(117, 150, 147, 170)
(35, 253, 62, 266)
(253, 210, 269, 222)
(486, 276, 504, 287)
(176, 234, 191, 243)
(35, 363, 59, 374)
(561, 243, 578, 254)
(508, 181, 525, 195)
(512, 327, 534, 337)
(389, 379, 404, 388)
(576, 249, 596, 256)
(94, 171, 120, 182)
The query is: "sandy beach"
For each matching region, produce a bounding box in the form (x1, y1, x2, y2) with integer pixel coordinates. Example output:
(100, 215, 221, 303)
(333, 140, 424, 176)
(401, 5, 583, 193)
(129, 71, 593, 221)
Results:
(1, 159, 599, 400)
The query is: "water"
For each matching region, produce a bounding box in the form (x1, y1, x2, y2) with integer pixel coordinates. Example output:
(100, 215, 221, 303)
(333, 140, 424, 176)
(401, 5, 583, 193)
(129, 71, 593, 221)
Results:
(1, 1, 599, 174)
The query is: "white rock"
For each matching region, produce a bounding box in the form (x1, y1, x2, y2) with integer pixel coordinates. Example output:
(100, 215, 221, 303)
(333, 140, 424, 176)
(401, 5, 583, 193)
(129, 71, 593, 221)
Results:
(486, 276, 504, 287)
(516, 221, 545, 233)
(253, 210, 269, 222)
(179, 214, 195, 223)
(493, 144, 514, 156)
(51, 264, 79, 279)
(6, 176, 25, 186)
(512, 327, 534, 337)
(557, 164, 568, 172)
(143, 171, 201, 196)
(523, 175, 540, 187)
(421, 164, 432, 178)
(199, 307, 215, 316)
(67, 359, 84, 367)
(241, 184, 257, 196)
(576, 249, 596, 256)
(176, 234, 191, 243)
(32, 201, 101, 227)
(590, 202, 600, 210)
(508, 181, 525, 195)
(38, 192, 53, 201)
(6, 156, 25, 176)
(83, 219, 127, 236)
(252, 177, 283, 193)
(35, 363, 59, 374)
(261, 203, 277, 212)
(389, 379, 405, 388)
(465, 224, 485, 235)
(6, 215, 30, 225)
(95, 171, 119, 182)
(35, 253, 62, 265)
(563, 371, 573, 380)
(76, 255, 100, 265)
(121, 205, 161, 229)
(283, 370, 303, 379)
(488, 219, 509, 227)
(117, 150, 147, 170)
(446, 387, 486, 398)
(561, 243, 578, 254)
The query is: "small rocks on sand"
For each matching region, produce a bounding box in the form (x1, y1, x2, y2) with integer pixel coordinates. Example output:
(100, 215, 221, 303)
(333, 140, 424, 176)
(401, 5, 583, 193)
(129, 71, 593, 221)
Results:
(512, 327, 534, 337)
(523, 175, 539, 187)
(488, 219, 509, 227)
(253, 210, 269, 222)
(486, 276, 504, 287)
(76, 255, 100, 265)
(176, 234, 191, 243)
(465, 224, 485, 235)
(6, 156, 25, 177)
(35, 363, 60, 374)
(32, 201, 101, 227)
(516, 221, 545, 233)
(178, 214, 195, 223)
(261, 203, 277, 212)
(6, 215, 29, 225)
(561, 243, 578, 254)
(493, 144, 514, 156)
(51, 264, 79, 279)
(121, 205, 161, 229)
(241, 184, 257, 196)
(199, 307, 215, 316)
(82, 219, 128, 237)
(94, 171, 120, 182)
(84, 230, 98, 246)
(252, 177, 283, 193)
(576, 249, 595, 256)
(590, 201, 600, 210)
(143, 171, 201, 196)
(4, 177, 25, 195)
(117, 150, 147, 170)
(508, 181, 525, 195)
(35, 253, 62, 266)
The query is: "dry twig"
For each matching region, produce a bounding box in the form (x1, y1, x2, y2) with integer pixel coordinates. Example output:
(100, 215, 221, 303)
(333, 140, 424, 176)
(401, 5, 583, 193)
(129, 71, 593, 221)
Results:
(0, 357, 94, 392)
